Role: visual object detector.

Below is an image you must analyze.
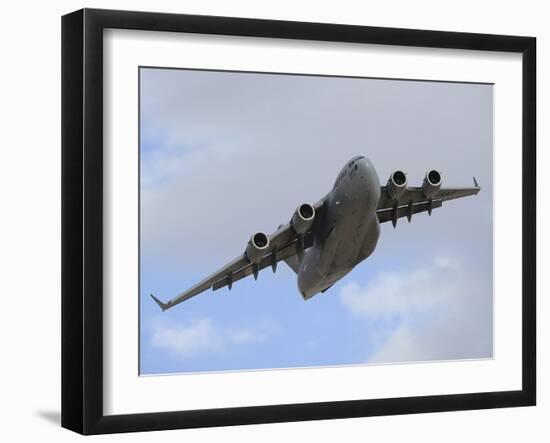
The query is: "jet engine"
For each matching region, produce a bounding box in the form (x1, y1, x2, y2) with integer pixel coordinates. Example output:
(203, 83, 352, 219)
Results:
(387, 170, 407, 200)
(245, 232, 270, 264)
(291, 203, 316, 234)
(422, 170, 442, 198)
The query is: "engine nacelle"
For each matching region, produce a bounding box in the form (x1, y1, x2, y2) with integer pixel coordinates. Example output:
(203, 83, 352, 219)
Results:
(422, 170, 442, 198)
(245, 232, 270, 264)
(386, 170, 407, 200)
(291, 203, 315, 234)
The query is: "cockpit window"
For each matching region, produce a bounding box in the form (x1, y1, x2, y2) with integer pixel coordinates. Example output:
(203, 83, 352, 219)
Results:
(348, 156, 364, 168)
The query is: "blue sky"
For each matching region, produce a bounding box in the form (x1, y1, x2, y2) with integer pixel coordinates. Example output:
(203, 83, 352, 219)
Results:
(139, 68, 493, 375)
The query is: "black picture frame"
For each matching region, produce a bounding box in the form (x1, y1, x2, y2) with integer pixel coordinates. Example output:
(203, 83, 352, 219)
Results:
(61, 8, 536, 435)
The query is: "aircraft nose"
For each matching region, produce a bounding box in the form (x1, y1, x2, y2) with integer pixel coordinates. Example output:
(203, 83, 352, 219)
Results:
(354, 157, 370, 175)
(358, 157, 376, 174)
(358, 156, 371, 167)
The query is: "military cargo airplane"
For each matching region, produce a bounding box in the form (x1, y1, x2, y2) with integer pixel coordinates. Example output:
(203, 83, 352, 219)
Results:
(151, 156, 480, 311)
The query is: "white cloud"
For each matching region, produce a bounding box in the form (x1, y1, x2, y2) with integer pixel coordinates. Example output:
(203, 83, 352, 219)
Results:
(340, 256, 460, 321)
(149, 316, 273, 359)
(150, 317, 221, 358)
(339, 256, 493, 363)
(229, 329, 268, 344)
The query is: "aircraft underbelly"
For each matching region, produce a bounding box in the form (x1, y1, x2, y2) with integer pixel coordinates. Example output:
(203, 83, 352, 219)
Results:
(317, 225, 340, 275)
(297, 204, 376, 299)
(297, 157, 381, 299)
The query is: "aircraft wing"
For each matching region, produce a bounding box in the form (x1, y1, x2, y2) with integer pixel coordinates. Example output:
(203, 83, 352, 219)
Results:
(376, 178, 481, 227)
(151, 199, 325, 311)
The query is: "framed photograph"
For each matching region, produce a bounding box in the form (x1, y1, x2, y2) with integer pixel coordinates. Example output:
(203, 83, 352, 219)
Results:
(61, 8, 536, 435)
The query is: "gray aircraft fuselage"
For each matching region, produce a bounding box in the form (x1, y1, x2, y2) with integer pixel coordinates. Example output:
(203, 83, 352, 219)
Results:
(297, 156, 381, 298)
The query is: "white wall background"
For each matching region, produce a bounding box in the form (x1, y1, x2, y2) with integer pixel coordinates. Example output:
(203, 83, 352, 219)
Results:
(0, 0, 545, 441)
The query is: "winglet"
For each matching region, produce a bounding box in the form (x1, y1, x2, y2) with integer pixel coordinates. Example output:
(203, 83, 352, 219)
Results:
(150, 294, 169, 312)
(473, 176, 480, 188)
